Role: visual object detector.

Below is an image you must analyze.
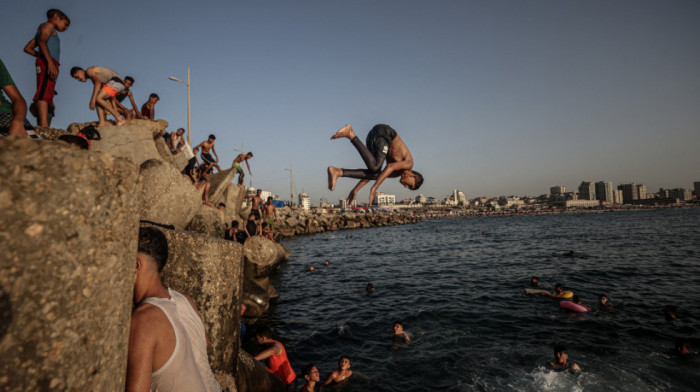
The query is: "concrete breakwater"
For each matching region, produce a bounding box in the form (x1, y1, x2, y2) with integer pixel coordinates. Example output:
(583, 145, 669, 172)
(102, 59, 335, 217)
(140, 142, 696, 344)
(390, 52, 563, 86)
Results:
(0, 119, 421, 392)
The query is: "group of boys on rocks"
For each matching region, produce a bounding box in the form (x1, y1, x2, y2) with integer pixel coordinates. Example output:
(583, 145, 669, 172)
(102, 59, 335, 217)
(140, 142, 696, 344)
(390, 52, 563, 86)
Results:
(0, 9, 161, 140)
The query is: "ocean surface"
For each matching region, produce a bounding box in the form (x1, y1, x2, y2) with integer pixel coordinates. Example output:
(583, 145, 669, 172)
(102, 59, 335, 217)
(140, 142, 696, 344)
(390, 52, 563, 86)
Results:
(253, 208, 700, 391)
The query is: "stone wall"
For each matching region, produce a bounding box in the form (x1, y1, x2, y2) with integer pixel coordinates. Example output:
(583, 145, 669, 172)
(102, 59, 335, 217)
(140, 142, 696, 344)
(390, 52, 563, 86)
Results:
(0, 137, 141, 391)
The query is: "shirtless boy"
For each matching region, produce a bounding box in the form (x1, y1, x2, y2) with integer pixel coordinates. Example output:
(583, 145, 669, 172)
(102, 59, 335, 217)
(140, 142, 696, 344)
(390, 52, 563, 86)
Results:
(263, 196, 277, 228)
(548, 346, 581, 371)
(70, 66, 127, 126)
(327, 124, 423, 206)
(542, 283, 568, 298)
(114, 76, 142, 120)
(23, 9, 70, 127)
(246, 189, 264, 219)
(300, 364, 320, 392)
(393, 320, 410, 343)
(193, 134, 221, 172)
(321, 356, 353, 389)
(232, 152, 253, 187)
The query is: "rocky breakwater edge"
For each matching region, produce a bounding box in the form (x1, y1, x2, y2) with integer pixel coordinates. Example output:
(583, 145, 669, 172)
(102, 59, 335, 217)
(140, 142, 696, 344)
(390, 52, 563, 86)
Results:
(0, 119, 295, 392)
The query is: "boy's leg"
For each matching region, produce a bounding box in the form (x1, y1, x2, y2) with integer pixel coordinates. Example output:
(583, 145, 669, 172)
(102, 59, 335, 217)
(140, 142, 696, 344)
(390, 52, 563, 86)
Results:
(96, 91, 124, 125)
(33, 57, 58, 128)
(96, 105, 107, 126)
(36, 101, 49, 128)
(331, 124, 387, 173)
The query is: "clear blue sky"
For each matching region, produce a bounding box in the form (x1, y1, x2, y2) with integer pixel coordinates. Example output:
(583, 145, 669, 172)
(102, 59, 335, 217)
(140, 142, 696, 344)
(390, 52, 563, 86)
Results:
(3, 0, 699, 203)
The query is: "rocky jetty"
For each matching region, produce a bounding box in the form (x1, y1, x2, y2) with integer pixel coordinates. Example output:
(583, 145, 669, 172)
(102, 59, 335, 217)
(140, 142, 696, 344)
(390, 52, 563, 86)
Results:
(0, 119, 421, 391)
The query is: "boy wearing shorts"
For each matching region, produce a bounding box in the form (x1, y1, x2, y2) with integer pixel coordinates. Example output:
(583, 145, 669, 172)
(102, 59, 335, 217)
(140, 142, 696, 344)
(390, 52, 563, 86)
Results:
(70, 66, 126, 126)
(23, 9, 70, 127)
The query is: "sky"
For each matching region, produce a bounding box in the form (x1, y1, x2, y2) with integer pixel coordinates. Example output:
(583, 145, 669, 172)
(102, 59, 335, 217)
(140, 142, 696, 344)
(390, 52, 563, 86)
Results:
(3, 0, 699, 204)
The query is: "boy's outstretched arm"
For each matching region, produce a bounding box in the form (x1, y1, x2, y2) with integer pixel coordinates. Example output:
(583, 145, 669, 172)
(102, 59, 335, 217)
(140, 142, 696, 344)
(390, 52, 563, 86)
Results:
(212, 146, 219, 162)
(347, 179, 370, 205)
(23, 38, 38, 57)
(368, 160, 412, 205)
(127, 91, 142, 118)
(245, 159, 252, 175)
(87, 70, 102, 110)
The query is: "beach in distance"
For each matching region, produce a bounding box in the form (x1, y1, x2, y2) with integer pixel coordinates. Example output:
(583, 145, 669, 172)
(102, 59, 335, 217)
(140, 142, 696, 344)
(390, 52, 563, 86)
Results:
(259, 208, 700, 392)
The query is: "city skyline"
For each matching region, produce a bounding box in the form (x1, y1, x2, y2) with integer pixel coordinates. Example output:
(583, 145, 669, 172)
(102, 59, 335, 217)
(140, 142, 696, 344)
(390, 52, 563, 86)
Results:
(2, 1, 699, 203)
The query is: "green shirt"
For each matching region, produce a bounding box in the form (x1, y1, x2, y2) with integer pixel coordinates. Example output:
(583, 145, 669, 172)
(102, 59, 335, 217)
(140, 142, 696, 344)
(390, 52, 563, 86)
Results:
(0, 58, 15, 114)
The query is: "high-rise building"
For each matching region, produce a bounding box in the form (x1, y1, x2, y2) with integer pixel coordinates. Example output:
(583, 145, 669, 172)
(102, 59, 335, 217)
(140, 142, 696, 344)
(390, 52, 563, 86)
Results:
(618, 183, 640, 204)
(694, 182, 700, 199)
(595, 181, 614, 203)
(374, 192, 395, 206)
(638, 184, 647, 199)
(298, 192, 311, 210)
(550, 185, 565, 195)
(578, 181, 596, 201)
(669, 188, 692, 201)
(613, 190, 624, 204)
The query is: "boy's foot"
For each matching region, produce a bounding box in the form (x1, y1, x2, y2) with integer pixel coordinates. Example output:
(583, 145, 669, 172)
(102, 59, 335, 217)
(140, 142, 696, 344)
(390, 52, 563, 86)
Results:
(97, 121, 107, 127)
(331, 124, 355, 140)
(328, 166, 342, 191)
(116, 118, 126, 126)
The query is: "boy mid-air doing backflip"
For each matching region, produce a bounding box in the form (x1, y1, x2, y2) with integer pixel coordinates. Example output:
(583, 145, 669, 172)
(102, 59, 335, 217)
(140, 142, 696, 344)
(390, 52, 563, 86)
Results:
(327, 124, 423, 206)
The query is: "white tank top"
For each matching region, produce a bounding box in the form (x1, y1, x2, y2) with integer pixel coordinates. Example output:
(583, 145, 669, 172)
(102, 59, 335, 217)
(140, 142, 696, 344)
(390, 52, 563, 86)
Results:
(143, 289, 221, 392)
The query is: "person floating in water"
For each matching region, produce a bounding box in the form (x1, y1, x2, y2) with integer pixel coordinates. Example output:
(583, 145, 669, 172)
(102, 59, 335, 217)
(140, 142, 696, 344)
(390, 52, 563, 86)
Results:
(365, 283, 374, 293)
(300, 364, 320, 392)
(530, 276, 541, 288)
(548, 345, 581, 371)
(664, 305, 678, 322)
(542, 283, 569, 298)
(393, 320, 410, 344)
(321, 356, 353, 388)
(327, 124, 423, 206)
(598, 294, 612, 309)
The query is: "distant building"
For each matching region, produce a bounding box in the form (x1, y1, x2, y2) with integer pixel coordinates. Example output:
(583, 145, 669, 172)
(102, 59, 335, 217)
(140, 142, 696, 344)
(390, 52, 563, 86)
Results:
(613, 189, 623, 204)
(298, 192, 311, 210)
(578, 181, 596, 201)
(618, 183, 640, 204)
(550, 185, 565, 195)
(694, 181, 700, 199)
(638, 184, 647, 200)
(565, 199, 600, 208)
(457, 191, 467, 205)
(416, 194, 427, 204)
(374, 192, 395, 206)
(595, 181, 614, 203)
(669, 188, 692, 201)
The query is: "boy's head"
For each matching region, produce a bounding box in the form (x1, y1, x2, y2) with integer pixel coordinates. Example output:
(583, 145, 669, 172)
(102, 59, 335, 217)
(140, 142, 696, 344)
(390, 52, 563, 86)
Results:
(267, 196, 273, 202)
(338, 356, 351, 369)
(256, 189, 262, 195)
(246, 152, 254, 158)
(675, 339, 690, 355)
(531, 276, 539, 284)
(599, 294, 609, 305)
(217, 203, 226, 210)
(554, 283, 563, 293)
(47, 9, 70, 31)
(70, 67, 86, 82)
(302, 365, 320, 382)
(231, 220, 239, 228)
(149, 93, 160, 102)
(255, 325, 273, 343)
(124, 76, 134, 88)
(553, 345, 568, 361)
(208, 134, 216, 141)
(393, 321, 404, 334)
(399, 170, 423, 190)
(176, 128, 185, 136)
(137, 227, 169, 272)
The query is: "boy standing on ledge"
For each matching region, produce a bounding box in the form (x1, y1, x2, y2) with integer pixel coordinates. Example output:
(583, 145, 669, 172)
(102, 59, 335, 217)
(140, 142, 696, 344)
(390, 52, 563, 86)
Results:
(23, 9, 70, 127)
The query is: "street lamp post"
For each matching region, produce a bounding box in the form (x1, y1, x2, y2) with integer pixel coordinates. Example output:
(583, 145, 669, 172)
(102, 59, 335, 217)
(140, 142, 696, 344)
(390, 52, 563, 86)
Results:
(168, 67, 191, 145)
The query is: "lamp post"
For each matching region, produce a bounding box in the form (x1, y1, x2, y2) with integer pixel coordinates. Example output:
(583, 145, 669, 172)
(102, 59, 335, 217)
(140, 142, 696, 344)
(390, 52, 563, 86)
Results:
(168, 67, 191, 145)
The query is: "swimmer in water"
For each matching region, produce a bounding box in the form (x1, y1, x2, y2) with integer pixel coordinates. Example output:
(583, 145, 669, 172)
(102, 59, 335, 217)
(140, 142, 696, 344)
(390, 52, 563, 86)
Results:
(321, 356, 353, 388)
(309, 265, 315, 272)
(366, 283, 374, 292)
(324, 260, 330, 267)
(300, 364, 320, 392)
(664, 305, 678, 321)
(542, 283, 568, 298)
(548, 345, 581, 371)
(530, 276, 541, 288)
(572, 296, 592, 311)
(675, 339, 692, 358)
(598, 294, 612, 309)
(393, 320, 410, 343)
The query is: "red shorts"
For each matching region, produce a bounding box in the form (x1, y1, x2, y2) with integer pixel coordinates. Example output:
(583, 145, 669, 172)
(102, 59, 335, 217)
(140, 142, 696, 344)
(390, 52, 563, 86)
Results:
(33, 56, 59, 104)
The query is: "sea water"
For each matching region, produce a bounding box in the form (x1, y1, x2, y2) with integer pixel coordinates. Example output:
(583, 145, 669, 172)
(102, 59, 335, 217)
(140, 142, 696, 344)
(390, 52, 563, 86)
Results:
(254, 208, 700, 391)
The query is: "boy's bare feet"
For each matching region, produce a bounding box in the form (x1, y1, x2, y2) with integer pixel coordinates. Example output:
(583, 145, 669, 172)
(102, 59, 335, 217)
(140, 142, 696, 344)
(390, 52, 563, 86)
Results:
(330, 124, 355, 140)
(327, 166, 342, 191)
(116, 117, 126, 126)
